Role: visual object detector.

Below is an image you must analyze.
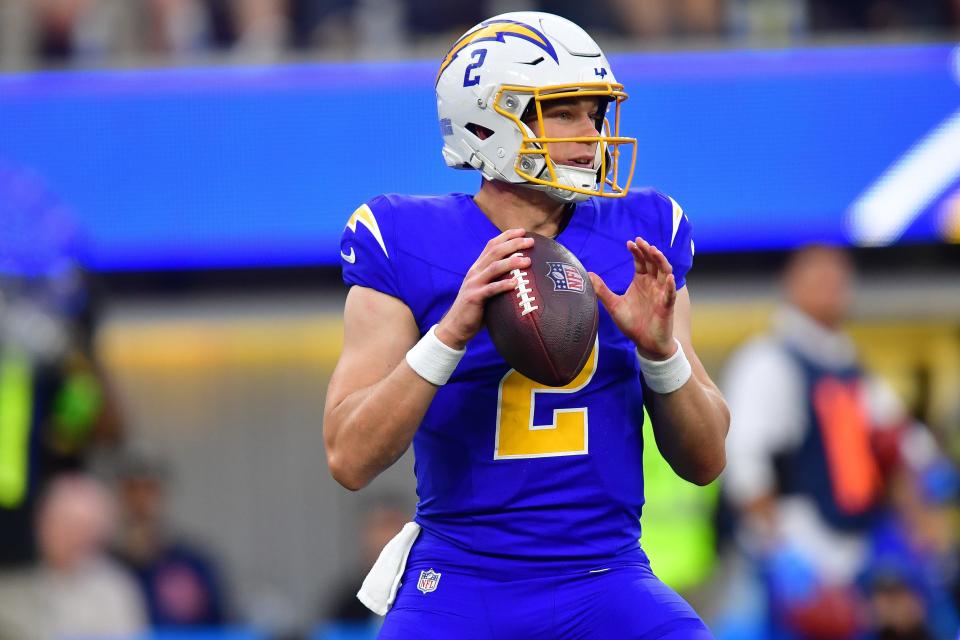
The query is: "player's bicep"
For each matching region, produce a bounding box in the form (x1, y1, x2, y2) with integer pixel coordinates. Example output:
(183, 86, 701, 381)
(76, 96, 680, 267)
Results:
(325, 286, 420, 413)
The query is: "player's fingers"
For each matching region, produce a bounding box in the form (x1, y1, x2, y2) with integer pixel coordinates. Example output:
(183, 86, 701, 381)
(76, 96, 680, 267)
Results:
(628, 241, 647, 275)
(476, 237, 532, 273)
(644, 243, 672, 286)
(635, 238, 661, 280)
(589, 272, 618, 310)
(485, 228, 526, 250)
(484, 235, 535, 264)
(478, 229, 523, 265)
(631, 242, 656, 278)
(480, 278, 522, 300)
(663, 274, 677, 307)
(487, 227, 526, 246)
(483, 253, 530, 282)
(654, 255, 667, 286)
(649, 244, 673, 275)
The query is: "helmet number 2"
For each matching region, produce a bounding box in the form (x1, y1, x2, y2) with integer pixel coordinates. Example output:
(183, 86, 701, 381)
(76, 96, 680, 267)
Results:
(463, 48, 487, 88)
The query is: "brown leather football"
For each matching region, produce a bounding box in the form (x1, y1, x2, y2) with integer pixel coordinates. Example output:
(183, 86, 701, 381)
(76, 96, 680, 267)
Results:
(485, 232, 599, 387)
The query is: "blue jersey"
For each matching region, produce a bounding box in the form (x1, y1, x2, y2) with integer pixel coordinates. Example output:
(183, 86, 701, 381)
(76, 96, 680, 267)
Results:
(340, 190, 694, 569)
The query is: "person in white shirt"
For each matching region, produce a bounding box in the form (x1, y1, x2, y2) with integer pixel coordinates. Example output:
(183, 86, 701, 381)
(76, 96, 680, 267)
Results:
(722, 244, 927, 637)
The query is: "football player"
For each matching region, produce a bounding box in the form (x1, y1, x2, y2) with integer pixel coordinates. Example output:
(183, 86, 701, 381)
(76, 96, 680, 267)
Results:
(324, 11, 729, 638)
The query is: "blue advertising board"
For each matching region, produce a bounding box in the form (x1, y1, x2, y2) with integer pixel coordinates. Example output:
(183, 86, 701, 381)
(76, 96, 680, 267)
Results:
(0, 43, 957, 272)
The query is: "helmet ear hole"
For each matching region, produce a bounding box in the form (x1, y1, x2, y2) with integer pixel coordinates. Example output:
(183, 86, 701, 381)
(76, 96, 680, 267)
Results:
(520, 101, 537, 123)
(465, 123, 495, 141)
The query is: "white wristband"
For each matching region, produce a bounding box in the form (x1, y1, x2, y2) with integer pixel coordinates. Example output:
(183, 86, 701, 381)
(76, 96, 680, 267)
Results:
(405, 325, 466, 386)
(637, 339, 692, 395)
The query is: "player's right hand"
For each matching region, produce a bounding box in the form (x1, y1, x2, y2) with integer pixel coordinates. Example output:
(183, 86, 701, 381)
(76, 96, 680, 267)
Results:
(435, 229, 533, 351)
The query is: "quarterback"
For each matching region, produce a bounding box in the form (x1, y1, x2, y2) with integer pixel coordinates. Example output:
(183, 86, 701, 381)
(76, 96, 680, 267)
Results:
(324, 11, 729, 638)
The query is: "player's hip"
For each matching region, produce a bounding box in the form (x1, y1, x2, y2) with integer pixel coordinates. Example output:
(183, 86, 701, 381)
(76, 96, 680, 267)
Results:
(380, 562, 711, 639)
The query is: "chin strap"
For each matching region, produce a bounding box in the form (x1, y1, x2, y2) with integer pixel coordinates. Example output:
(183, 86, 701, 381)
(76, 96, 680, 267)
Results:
(522, 163, 597, 203)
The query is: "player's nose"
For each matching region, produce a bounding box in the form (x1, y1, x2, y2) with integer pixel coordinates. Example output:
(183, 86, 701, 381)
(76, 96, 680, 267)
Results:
(575, 113, 599, 137)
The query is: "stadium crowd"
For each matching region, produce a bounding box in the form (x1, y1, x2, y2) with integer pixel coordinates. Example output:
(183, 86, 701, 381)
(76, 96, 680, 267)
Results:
(0, 0, 958, 69)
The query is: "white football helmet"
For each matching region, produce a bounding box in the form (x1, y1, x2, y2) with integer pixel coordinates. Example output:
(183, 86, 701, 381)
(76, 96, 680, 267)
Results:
(436, 12, 636, 203)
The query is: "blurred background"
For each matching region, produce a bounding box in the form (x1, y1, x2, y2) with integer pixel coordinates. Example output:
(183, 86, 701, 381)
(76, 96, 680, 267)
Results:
(0, 0, 959, 638)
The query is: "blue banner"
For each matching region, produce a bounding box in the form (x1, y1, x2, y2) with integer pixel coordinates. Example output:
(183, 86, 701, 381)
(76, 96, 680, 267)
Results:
(0, 43, 957, 272)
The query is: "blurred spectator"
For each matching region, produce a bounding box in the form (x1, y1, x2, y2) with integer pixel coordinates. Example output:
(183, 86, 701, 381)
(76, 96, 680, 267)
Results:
(806, 0, 957, 32)
(203, 0, 352, 59)
(727, 0, 808, 39)
(535, 0, 631, 37)
(226, 0, 288, 60)
(0, 158, 125, 569)
(287, 0, 357, 51)
(402, 0, 486, 38)
(0, 473, 147, 639)
(138, 0, 208, 56)
(314, 494, 411, 639)
(29, 0, 98, 60)
(112, 450, 231, 629)
(3, 0, 960, 70)
(859, 459, 960, 639)
(721, 244, 939, 638)
(0, 0, 121, 66)
(606, 0, 725, 37)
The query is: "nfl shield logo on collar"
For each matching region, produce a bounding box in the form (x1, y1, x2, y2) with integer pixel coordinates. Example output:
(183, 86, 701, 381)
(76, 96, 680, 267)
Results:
(417, 569, 441, 594)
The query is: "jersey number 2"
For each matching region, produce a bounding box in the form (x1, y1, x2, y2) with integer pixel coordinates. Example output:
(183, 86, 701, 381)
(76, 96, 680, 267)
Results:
(494, 341, 598, 459)
(463, 49, 487, 87)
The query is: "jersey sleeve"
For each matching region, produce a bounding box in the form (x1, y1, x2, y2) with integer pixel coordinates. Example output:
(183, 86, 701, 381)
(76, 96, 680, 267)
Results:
(340, 195, 401, 298)
(654, 192, 694, 290)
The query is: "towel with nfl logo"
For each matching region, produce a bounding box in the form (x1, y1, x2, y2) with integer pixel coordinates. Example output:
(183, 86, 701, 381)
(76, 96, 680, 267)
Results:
(357, 521, 421, 615)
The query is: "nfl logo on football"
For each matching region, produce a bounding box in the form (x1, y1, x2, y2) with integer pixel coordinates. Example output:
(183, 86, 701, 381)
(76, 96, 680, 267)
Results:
(417, 569, 441, 594)
(547, 262, 585, 293)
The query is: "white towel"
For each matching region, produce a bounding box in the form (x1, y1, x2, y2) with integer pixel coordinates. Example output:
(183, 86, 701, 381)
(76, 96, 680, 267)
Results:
(357, 521, 421, 616)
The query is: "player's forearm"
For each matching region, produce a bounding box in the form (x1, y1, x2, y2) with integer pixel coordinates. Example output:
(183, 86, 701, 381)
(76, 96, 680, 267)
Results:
(648, 379, 729, 486)
(324, 364, 437, 491)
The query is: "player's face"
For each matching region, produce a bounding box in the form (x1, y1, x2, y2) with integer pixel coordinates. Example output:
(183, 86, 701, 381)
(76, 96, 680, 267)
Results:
(785, 247, 854, 329)
(526, 97, 603, 170)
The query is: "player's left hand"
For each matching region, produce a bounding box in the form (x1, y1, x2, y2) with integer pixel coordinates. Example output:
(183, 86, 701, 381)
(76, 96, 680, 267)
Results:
(588, 237, 677, 360)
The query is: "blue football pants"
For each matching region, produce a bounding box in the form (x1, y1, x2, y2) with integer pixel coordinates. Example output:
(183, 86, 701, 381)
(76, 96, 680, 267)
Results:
(379, 562, 713, 639)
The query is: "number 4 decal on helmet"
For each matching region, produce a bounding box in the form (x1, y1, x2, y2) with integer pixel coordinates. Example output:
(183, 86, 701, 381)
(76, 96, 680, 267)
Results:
(463, 49, 487, 87)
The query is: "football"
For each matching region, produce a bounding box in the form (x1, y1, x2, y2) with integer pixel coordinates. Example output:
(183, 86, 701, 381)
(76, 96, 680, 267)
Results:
(485, 232, 599, 387)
